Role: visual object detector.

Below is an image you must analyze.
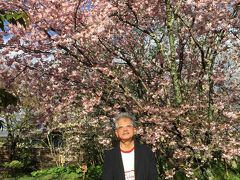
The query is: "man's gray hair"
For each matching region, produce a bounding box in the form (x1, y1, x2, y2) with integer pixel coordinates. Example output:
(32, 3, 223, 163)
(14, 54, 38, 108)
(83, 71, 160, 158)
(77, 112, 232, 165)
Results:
(114, 112, 136, 129)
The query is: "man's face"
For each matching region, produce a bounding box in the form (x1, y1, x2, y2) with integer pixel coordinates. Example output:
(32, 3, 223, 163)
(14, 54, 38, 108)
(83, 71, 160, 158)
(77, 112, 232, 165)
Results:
(115, 118, 136, 142)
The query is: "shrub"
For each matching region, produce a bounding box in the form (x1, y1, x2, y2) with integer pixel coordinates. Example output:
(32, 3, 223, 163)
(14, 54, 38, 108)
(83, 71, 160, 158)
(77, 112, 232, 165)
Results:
(3, 160, 24, 169)
(31, 166, 70, 177)
(30, 165, 102, 179)
(85, 165, 102, 180)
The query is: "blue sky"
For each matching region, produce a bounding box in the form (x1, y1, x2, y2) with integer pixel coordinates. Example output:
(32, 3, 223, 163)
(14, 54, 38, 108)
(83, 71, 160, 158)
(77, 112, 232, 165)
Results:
(80, 0, 95, 12)
(0, 20, 13, 44)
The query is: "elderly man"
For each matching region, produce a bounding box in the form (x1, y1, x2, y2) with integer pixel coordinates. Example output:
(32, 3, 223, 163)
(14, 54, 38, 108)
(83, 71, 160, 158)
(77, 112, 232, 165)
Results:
(102, 112, 158, 180)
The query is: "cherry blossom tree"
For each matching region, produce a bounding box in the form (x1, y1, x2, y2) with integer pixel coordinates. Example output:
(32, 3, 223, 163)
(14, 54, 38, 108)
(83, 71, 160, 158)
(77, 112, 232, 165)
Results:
(1, 0, 239, 178)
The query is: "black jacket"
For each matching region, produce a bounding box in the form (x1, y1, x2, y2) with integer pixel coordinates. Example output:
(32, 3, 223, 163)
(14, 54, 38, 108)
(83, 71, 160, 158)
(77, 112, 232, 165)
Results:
(102, 141, 158, 180)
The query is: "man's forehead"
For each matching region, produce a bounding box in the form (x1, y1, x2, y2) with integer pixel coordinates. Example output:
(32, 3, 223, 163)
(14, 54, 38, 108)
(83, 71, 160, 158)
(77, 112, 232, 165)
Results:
(117, 117, 132, 124)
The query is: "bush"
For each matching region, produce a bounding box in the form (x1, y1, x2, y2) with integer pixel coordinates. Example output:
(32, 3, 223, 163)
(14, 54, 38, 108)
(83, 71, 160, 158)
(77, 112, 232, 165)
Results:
(85, 165, 102, 180)
(1, 160, 24, 178)
(30, 165, 102, 179)
(3, 160, 24, 169)
(31, 166, 70, 177)
(16, 147, 39, 171)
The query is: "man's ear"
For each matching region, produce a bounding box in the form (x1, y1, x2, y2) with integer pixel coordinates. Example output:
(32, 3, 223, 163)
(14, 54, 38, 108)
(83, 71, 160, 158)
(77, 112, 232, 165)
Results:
(134, 128, 137, 135)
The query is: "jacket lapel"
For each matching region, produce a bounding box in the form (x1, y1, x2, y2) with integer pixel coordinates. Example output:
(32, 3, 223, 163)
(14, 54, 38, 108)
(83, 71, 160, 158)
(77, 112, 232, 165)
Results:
(115, 145, 125, 180)
(134, 141, 140, 178)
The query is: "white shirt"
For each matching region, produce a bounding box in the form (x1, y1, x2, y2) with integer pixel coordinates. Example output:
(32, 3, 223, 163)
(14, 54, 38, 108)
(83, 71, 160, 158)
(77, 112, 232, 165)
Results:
(121, 147, 135, 180)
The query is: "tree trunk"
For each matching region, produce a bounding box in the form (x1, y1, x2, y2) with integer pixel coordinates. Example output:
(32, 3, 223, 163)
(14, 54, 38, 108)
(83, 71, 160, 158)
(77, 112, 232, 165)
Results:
(165, 0, 182, 106)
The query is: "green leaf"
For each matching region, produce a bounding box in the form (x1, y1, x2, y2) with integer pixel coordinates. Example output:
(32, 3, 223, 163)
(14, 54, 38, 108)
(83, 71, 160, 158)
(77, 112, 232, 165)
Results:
(0, 11, 29, 28)
(5, 13, 13, 20)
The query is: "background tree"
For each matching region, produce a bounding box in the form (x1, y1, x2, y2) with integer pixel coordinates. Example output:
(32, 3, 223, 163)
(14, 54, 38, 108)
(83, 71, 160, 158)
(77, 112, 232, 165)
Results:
(1, 0, 239, 178)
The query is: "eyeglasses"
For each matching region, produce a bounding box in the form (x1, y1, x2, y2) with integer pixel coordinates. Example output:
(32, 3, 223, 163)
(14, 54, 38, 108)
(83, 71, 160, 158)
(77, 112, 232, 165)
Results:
(116, 124, 134, 130)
